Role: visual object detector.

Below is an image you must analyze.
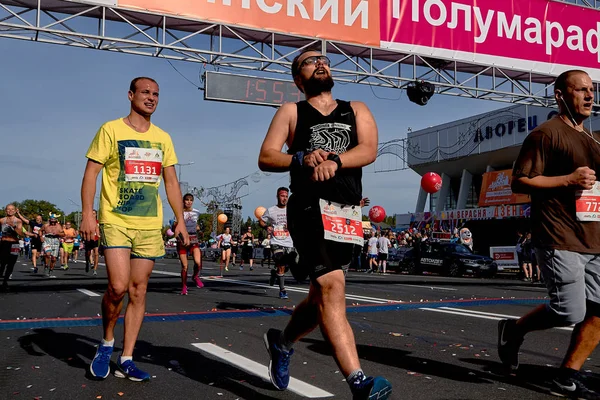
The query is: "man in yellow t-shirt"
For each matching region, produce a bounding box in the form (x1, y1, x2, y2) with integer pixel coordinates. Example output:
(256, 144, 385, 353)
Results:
(80, 77, 189, 382)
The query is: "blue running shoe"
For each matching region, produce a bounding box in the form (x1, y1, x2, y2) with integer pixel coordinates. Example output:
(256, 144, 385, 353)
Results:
(89, 344, 113, 379)
(264, 328, 293, 390)
(279, 290, 289, 299)
(114, 359, 150, 382)
(352, 376, 393, 400)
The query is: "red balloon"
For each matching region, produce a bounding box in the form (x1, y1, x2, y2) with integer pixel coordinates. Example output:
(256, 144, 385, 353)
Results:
(421, 172, 443, 194)
(369, 206, 386, 223)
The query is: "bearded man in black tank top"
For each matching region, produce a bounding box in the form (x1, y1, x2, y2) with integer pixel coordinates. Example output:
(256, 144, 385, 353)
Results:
(258, 49, 392, 400)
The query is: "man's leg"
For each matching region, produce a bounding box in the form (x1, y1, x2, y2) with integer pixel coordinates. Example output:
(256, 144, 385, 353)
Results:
(561, 256, 600, 371)
(562, 314, 600, 371)
(313, 270, 360, 375)
(93, 248, 99, 272)
(101, 249, 131, 342)
(122, 257, 153, 357)
(31, 249, 38, 271)
(499, 249, 586, 372)
(277, 264, 287, 299)
(89, 248, 130, 379)
(282, 283, 320, 340)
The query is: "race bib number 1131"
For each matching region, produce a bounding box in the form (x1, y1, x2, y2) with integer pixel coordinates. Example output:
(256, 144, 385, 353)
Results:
(124, 147, 163, 183)
(319, 199, 363, 246)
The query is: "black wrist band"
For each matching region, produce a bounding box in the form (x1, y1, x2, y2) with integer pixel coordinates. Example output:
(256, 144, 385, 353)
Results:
(290, 151, 304, 171)
(327, 153, 342, 169)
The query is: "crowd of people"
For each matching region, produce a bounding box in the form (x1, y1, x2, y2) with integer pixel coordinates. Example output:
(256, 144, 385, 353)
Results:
(0, 206, 101, 290)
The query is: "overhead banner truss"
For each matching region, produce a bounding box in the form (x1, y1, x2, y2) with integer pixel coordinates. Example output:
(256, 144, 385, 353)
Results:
(1, 0, 599, 107)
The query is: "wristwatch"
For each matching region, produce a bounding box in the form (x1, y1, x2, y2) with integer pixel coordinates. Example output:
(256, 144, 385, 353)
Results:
(327, 153, 342, 169)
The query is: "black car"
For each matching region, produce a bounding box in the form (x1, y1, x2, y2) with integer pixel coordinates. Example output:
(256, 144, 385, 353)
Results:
(402, 241, 498, 278)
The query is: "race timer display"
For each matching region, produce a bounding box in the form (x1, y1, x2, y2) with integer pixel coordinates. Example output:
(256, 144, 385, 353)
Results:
(204, 71, 303, 107)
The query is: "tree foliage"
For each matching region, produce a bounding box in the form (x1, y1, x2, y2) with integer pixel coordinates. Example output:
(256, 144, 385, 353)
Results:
(0, 199, 64, 220)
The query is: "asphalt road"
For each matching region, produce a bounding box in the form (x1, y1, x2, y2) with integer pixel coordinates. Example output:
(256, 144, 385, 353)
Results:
(0, 255, 597, 400)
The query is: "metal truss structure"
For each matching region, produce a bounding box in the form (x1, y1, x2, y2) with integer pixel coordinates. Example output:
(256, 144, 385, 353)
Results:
(1, 0, 598, 177)
(2, 0, 600, 111)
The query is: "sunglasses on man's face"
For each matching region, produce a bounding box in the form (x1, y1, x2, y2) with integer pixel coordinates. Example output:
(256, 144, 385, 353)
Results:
(300, 55, 331, 69)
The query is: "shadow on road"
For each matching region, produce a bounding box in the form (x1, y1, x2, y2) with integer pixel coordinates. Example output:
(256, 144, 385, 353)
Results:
(301, 337, 556, 396)
(16, 329, 285, 399)
(18, 328, 122, 380)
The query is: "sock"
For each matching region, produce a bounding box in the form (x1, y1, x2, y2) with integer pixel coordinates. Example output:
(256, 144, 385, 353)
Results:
(101, 338, 114, 347)
(346, 369, 367, 387)
(383, 261, 387, 273)
(279, 330, 294, 353)
(278, 274, 285, 291)
(193, 264, 199, 277)
(120, 355, 133, 364)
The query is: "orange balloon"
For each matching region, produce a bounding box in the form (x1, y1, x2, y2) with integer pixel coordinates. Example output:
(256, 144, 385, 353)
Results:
(218, 213, 228, 223)
(254, 206, 266, 219)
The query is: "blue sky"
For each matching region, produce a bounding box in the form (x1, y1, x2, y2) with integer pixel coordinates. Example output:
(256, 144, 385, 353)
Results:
(0, 38, 506, 223)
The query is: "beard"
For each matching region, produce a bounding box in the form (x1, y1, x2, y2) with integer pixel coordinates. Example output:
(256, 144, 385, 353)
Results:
(303, 72, 334, 96)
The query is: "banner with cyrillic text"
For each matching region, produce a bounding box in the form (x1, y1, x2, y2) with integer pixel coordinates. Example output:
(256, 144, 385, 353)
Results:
(380, 0, 600, 80)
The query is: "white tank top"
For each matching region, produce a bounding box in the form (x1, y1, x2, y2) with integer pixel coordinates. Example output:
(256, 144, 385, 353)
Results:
(261, 205, 294, 248)
(178, 209, 201, 233)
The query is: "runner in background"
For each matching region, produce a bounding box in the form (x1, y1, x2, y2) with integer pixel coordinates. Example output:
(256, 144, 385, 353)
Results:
(84, 209, 100, 276)
(174, 193, 203, 295)
(0, 204, 24, 291)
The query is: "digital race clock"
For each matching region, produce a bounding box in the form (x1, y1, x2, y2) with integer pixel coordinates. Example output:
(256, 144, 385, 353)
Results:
(204, 71, 303, 107)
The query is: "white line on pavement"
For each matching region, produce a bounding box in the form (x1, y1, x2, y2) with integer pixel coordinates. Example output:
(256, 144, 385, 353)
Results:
(201, 276, 397, 304)
(191, 343, 334, 398)
(400, 284, 457, 291)
(152, 270, 180, 277)
(77, 288, 101, 297)
(420, 307, 573, 331)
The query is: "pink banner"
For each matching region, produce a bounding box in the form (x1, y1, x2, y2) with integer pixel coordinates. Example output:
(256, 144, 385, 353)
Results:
(380, 0, 600, 79)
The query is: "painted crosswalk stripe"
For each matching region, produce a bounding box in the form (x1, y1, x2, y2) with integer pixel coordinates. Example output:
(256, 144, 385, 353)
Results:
(191, 343, 334, 398)
(420, 307, 573, 331)
(77, 289, 101, 297)
(401, 284, 457, 291)
(202, 276, 396, 304)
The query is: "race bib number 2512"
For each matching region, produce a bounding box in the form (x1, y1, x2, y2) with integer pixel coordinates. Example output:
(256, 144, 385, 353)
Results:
(124, 147, 163, 183)
(319, 199, 363, 246)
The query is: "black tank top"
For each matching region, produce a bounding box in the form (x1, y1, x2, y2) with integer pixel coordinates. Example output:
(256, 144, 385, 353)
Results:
(288, 100, 362, 205)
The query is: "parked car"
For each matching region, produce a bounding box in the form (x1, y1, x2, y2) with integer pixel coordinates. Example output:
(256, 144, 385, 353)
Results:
(402, 241, 497, 278)
(387, 247, 412, 272)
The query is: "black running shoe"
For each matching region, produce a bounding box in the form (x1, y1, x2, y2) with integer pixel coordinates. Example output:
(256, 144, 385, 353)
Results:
(497, 319, 523, 372)
(550, 369, 600, 399)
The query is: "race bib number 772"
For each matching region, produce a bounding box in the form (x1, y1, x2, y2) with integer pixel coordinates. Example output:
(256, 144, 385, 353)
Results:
(319, 199, 363, 246)
(124, 147, 163, 183)
(576, 181, 600, 221)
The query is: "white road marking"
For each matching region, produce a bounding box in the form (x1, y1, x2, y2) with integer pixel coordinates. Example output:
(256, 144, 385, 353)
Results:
(77, 288, 101, 297)
(510, 286, 547, 291)
(152, 270, 180, 277)
(191, 343, 334, 398)
(201, 276, 397, 304)
(420, 307, 573, 331)
(400, 284, 457, 291)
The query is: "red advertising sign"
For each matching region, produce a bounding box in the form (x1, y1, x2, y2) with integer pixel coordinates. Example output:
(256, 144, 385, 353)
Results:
(479, 169, 530, 207)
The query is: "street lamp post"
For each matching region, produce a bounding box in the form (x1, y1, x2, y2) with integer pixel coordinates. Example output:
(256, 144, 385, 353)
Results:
(176, 162, 195, 181)
(68, 198, 82, 228)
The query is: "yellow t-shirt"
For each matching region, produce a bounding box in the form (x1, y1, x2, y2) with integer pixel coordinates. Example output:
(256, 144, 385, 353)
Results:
(86, 118, 178, 230)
